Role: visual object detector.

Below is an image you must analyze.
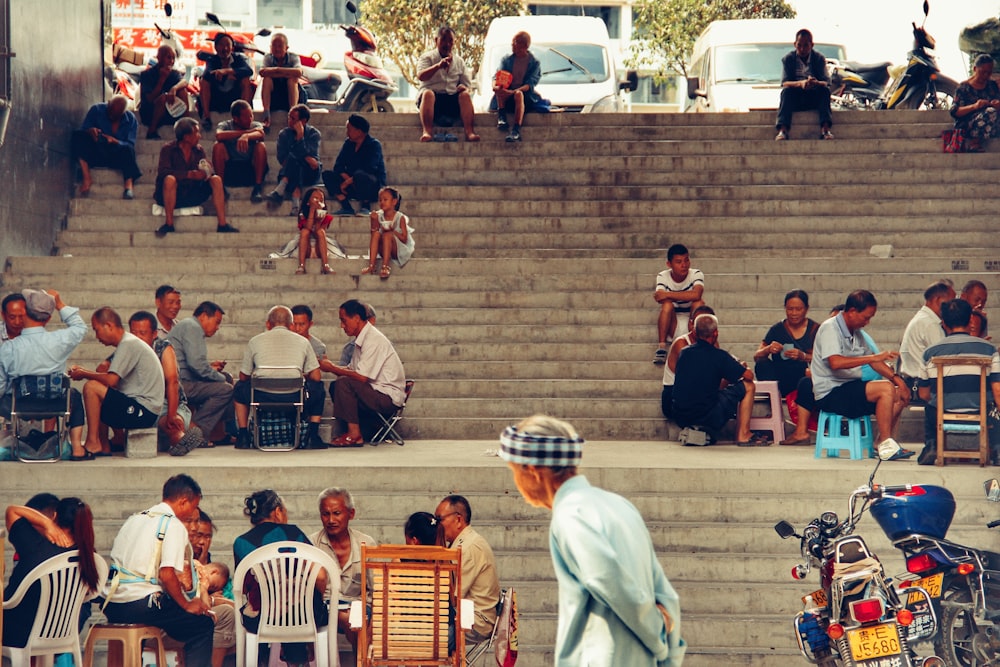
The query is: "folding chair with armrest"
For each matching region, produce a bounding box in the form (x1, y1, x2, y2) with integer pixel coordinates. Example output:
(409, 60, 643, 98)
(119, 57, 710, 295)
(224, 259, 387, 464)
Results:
(250, 366, 305, 451)
(465, 587, 517, 667)
(369, 379, 414, 446)
(3, 550, 109, 667)
(8, 373, 72, 463)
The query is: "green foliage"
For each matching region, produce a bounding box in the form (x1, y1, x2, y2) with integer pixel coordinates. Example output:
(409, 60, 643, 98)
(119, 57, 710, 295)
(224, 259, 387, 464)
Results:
(630, 0, 795, 79)
(360, 0, 524, 86)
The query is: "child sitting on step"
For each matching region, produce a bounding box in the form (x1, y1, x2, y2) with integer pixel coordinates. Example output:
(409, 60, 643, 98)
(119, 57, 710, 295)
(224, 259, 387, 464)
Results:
(361, 187, 415, 280)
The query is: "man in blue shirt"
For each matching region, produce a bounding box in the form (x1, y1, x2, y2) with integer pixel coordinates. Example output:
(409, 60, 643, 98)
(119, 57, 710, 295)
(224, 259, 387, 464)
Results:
(71, 95, 141, 199)
(500, 415, 685, 667)
(917, 298, 1000, 464)
(0, 289, 88, 458)
(322, 114, 386, 216)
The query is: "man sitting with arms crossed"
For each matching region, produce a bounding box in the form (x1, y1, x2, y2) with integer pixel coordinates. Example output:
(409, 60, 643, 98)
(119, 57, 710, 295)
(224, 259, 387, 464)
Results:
(69, 307, 164, 456)
(232, 305, 325, 450)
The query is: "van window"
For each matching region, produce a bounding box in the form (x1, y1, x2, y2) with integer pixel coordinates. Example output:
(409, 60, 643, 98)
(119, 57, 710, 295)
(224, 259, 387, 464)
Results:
(714, 42, 846, 84)
(536, 43, 610, 84)
(528, 4, 622, 39)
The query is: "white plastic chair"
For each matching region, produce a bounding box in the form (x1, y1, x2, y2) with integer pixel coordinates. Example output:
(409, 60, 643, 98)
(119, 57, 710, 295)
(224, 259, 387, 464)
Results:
(233, 541, 341, 667)
(2, 550, 109, 667)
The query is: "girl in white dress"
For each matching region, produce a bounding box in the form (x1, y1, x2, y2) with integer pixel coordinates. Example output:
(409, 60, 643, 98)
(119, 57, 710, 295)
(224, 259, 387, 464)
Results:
(361, 186, 414, 279)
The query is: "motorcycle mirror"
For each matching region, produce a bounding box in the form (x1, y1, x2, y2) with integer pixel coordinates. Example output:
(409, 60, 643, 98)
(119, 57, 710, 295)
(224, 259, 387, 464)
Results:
(985, 479, 1000, 502)
(257, 28, 272, 37)
(164, 3, 172, 18)
(345, 1, 358, 14)
(922, 0, 929, 17)
(774, 520, 797, 539)
(206, 12, 223, 28)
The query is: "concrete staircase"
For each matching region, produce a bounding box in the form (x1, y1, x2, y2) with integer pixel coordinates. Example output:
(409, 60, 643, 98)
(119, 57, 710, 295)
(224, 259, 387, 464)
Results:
(4, 109, 997, 442)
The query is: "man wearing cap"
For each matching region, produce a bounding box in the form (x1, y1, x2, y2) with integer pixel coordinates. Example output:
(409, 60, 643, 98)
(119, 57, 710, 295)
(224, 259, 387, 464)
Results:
(321, 114, 386, 217)
(433, 494, 500, 648)
(69, 307, 164, 457)
(500, 415, 685, 667)
(0, 289, 88, 458)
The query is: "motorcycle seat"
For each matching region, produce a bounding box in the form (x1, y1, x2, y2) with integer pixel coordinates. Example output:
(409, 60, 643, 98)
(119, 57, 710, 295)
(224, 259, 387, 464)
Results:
(843, 61, 892, 73)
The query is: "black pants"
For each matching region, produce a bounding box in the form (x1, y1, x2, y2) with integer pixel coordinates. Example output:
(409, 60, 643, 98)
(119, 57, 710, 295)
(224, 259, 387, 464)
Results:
(322, 169, 380, 205)
(71, 130, 142, 182)
(775, 86, 833, 130)
(105, 595, 214, 667)
(278, 158, 321, 191)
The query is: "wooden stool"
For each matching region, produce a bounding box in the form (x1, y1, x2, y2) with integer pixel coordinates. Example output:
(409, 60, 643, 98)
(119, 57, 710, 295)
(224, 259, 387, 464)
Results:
(748, 380, 785, 441)
(83, 623, 167, 667)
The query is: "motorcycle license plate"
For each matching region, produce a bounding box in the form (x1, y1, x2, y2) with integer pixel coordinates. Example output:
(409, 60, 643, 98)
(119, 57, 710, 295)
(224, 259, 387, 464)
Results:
(801, 588, 827, 608)
(906, 572, 943, 603)
(848, 623, 901, 662)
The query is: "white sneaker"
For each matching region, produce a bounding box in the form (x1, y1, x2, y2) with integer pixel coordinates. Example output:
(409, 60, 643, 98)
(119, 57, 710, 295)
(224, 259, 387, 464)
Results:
(775, 130, 788, 141)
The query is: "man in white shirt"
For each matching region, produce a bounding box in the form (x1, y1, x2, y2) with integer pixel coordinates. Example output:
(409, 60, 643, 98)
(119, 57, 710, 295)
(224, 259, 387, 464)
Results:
(328, 299, 405, 446)
(416, 26, 480, 143)
(898, 280, 955, 401)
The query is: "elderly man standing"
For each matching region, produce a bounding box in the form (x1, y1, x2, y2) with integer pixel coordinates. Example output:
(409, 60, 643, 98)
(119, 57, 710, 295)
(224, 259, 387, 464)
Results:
(72, 94, 141, 199)
(154, 117, 239, 236)
(812, 289, 911, 454)
(898, 280, 955, 401)
(416, 26, 480, 143)
(309, 487, 376, 649)
(500, 415, 685, 666)
(69, 307, 164, 456)
(321, 114, 385, 217)
(327, 299, 405, 446)
(775, 28, 833, 141)
(0, 289, 88, 459)
(434, 494, 500, 647)
(232, 305, 325, 450)
(167, 301, 234, 447)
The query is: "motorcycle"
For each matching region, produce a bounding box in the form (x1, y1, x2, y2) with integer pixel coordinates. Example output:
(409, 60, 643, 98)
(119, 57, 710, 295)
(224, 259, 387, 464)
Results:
(775, 439, 943, 667)
(829, 58, 892, 110)
(871, 479, 1000, 666)
(304, 1, 396, 113)
(880, 0, 958, 110)
(106, 3, 185, 111)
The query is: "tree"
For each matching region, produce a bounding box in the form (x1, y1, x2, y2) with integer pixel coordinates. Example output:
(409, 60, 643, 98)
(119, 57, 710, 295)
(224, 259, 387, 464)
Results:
(630, 0, 795, 79)
(360, 0, 524, 86)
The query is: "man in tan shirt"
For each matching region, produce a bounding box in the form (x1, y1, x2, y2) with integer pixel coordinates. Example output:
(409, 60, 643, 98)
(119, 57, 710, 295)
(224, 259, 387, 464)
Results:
(434, 494, 501, 643)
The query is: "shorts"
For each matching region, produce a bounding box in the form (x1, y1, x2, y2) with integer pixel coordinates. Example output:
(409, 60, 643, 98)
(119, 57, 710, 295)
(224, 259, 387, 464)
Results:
(154, 178, 212, 208)
(676, 382, 746, 433)
(100, 388, 159, 429)
(420, 91, 462, 125)
(222, 159, 267, 187)
(816, 380, 877, 418)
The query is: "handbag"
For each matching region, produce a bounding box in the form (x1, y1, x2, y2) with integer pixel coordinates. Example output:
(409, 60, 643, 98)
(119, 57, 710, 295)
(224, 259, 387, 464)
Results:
(942, 128, 966, 153)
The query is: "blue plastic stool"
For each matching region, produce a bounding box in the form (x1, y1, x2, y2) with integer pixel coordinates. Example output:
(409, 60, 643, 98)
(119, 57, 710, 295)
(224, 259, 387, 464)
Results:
(815, 411, 874, 459)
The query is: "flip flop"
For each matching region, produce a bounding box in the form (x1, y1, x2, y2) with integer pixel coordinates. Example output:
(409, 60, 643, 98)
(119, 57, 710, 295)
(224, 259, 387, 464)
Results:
(69, 451, 96, 461)
(780, 434, 812, 446)
(443, 133, 458, 142)
(330, 435, 364, 448)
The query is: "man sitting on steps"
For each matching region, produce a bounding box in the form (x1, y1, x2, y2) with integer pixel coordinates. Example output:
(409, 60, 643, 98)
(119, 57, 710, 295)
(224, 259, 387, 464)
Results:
(653, 243, 705, 365)
(775, 28, 833, 141)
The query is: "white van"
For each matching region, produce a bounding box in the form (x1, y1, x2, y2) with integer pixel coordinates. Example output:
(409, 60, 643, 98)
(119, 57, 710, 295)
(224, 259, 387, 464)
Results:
(685, 19, 847, 112)
(474, 15, 637, 113)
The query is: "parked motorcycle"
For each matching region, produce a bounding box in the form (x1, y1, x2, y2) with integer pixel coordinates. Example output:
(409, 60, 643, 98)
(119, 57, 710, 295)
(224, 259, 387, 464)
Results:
(872, 479, 1000, 666)
(106, 3, 185, 110)
(829, 59, 892, 110)
(880, 0, 958, 110)
(304, 1, 396, 113)
(775, 440, 943, 667)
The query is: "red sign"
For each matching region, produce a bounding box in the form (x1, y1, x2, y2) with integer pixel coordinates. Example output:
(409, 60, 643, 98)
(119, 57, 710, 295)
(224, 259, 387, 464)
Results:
(113, 27, 257, 56)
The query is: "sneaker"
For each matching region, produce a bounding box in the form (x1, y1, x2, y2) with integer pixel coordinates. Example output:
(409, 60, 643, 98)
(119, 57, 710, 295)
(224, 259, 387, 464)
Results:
(122, 188, 134, 200)
(250, 185, 263, 203)
(217, 224, 240, 233)
(169, 426, 206, 457)
(304, 433, 328, 450)
(155, 224, 174, 237)
(145, 130, 161, 140)
(653, 348, 667, 365)
(497, 113, 509, 131)
(235, 431, 251, 450)
(820, 129, 834, 140)
(356, 207, 370, 216)
(334, 205, 355, 216)
(288, 205, 299, 217)
(266, 188, 284, 203)
(505, 128, 521, 143)
(775, 130, 788, 141)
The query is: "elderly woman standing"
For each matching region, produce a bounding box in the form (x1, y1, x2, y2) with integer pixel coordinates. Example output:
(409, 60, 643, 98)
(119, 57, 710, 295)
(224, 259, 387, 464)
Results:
(951, 53, 1000, 152)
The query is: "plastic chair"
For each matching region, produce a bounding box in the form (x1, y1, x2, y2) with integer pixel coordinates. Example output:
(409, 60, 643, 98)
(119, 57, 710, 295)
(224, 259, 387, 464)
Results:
(748, 380, 785, 442)
(3, 550, 109, 667)
(932, 355, 993, 467)
(8, 373, 72, 463)
(82, 623, 167, 667)
(232, 541, 340, 667)
(369, 380, 414, 446)
(250, 366, 305, 451)
(351, 545, 470, 667)
(814, 411, 874, 460)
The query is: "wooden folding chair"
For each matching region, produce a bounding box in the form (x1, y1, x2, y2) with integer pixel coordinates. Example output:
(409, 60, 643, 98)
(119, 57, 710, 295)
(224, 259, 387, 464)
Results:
(351, 545, 471, 667)
(932, 355, 993, 467)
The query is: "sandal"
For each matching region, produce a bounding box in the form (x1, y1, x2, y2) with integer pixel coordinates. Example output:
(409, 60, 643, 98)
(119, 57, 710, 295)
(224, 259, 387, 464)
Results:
(69, 450, 96, 461)
(361, 264, 376, 275)
(321, 264, 334, 275)
(380, 264, 391, 279)
(295, 264, 306, 274)
(330, 434, 364, 448)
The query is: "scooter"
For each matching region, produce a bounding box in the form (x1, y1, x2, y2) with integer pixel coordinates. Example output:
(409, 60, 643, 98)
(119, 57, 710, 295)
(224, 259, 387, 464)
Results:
(881, 0, 958, 110)
(775, 439, 943, 667)
(872, 479, 1000, 666)
(305, 1, 396, 113)
(828, 59, 892, 110)
(106, 3, 185, 110)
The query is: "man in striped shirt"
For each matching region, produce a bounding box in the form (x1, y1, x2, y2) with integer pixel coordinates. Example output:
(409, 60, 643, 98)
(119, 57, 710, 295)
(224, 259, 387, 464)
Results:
(917, 298, 1000, 465)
